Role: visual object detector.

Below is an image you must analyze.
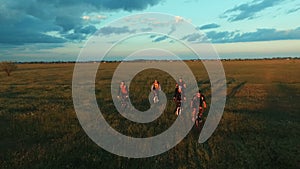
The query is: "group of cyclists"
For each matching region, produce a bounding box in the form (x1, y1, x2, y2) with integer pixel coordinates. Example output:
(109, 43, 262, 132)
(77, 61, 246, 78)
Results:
(117, 78, 207, 126)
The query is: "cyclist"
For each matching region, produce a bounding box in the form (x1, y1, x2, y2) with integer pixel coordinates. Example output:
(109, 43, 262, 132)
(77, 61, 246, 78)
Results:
(173, 85, 185, 115)
(151, 80, 161, 103)
(178, 77, 187, 90)
(191, 90, 207, 126)
(117, 81, 129, 107)
(176, 77, 186, 101)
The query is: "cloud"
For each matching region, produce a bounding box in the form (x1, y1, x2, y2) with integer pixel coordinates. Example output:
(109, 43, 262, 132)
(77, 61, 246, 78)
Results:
(287, 7, 300, 14)
(149, 35, 157, 39)
(152, 35, 168, 42)
(63, 33, 86, 41)
(93, 0, 162, 11)
(222, 0, 284, 22)
(167, 16, 185, 35)
(198, 23, 220, 30)
(175, 16, 184, 23)
(96, 15, 107, 20)
(181, 33, 206, 43)
(0, 15, 65, 45)
(97, 26, 136, 36)
(141, 27, 153, 32)
(0, 0, 163, 45)
(206, 27, 300, 43)
(62, 25, 97, 41)
(168, 24, 176, 35)
(0, 29, 66, 45)
(75, 25, 98, 35)
(205, 31, 237, 43)
(82, 14, 107, 23)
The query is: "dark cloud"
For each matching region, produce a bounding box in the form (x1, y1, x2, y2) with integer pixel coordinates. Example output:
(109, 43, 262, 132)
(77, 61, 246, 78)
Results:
(0, 0, 163, 44)
(287, 7, 300, 14)
(181, 33, 205, 43)
(75, 25, 98, 35)
(198, 23, 220, 30)
(0, 29, 66, 45)
(89, 0, 162, 11)
(205, 31, 237, 43)
(153, 35, 168, 42)
(149, 35, 157, 38)
(0, 15, 65, 45)
(206, 27, 300, 43)
(55, 15, 82, 33)
(97, 26, 136, 35)
(63, 33, 86, 41)
(222, 0, 284, 22)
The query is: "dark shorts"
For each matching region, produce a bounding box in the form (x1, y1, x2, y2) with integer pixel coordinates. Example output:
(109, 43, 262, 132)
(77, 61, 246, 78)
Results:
(175, 100, 181, 107)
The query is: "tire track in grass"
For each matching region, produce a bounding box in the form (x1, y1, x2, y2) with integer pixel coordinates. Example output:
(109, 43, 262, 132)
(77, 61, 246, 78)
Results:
(190, 79, 238, 165)
(227, 81, 247, 101)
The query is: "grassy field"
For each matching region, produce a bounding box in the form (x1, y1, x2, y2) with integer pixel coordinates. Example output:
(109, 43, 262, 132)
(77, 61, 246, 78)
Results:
(0, 59, 299, 169)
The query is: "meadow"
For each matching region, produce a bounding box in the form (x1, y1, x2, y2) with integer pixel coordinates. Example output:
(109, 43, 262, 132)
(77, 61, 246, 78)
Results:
(0, 59, 299, 169)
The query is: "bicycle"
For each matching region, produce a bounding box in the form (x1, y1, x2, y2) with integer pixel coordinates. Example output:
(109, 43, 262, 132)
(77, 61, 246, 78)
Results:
(194, 107, 204, 128)
(175, 99, 182, 115)
(152, 91, 159, 104)
(118, 95, 129, 112)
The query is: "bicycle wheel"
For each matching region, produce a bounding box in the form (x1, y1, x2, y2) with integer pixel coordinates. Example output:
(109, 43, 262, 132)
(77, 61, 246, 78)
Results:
(175, 106, 181, 115)
(153, 95, 159, 103)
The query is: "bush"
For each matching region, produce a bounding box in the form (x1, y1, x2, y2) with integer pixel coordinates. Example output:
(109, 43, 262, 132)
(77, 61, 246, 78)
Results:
(0, 61, 18, 76)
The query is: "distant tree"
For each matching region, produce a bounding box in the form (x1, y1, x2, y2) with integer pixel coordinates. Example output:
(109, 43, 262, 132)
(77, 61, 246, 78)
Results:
(0, 61, 17, 76)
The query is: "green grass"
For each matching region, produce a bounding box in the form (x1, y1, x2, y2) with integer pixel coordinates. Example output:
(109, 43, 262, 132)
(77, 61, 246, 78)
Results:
(0, 59, 299, 169)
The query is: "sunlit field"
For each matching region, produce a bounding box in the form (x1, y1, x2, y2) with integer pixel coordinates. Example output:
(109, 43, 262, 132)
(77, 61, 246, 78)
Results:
(0, 59, 299, 169)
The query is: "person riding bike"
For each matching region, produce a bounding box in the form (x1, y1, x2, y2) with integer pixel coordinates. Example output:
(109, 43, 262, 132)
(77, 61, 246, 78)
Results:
(175, 77, 186, 101)
(173, 85, 185, 115)
(191, 90, 207, 125)
(177, 77, 186, 91)
(151, 80, 161, 103)
(117, 81, 129, 108)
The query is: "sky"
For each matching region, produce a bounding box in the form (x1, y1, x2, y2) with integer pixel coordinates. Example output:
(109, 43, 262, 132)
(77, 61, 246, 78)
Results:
(0, 0, 300, 61)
